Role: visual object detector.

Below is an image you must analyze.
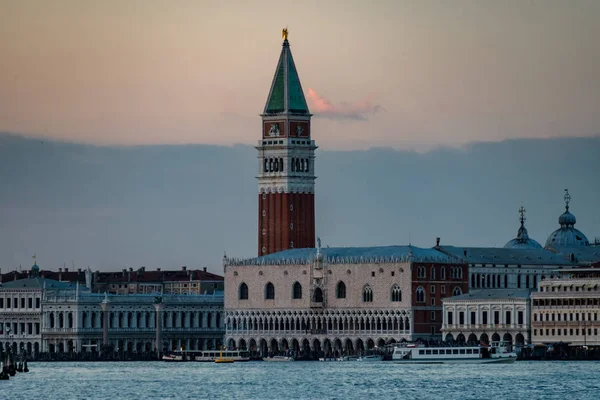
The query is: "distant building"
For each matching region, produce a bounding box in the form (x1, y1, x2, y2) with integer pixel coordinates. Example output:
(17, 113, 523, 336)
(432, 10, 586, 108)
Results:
(440, 289, 531, 348)
(42, 289, 224, 354)
(0, 262, 78, 356)
(531, 267, 600, 347)
(257, 29, 316, 256)
(224, 244, 468, 356)
(1, 266, 224, 295)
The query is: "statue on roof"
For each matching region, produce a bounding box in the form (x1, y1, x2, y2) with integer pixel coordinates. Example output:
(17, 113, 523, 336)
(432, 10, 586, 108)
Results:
(282, 27, 288, 41)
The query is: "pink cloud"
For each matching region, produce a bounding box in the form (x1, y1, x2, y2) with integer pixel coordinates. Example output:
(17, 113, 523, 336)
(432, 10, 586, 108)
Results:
(306, 88, 384, 120)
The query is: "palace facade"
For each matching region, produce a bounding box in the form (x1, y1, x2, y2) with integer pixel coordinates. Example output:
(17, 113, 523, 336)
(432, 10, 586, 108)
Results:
(223, 245, 468, 356)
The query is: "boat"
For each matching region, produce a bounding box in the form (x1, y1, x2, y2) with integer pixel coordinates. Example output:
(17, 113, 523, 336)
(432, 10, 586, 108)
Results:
(262, 355, 295, 362)
(215, 347, 235, 364)
(357, 354, 383, 362)
(391, 341, 517, 364)
(162, 349, 250, 362)
(338, 355, 359, 362)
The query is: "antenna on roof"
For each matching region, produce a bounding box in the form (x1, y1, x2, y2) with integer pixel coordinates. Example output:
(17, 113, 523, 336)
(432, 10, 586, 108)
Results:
(409, 232, 412, 246)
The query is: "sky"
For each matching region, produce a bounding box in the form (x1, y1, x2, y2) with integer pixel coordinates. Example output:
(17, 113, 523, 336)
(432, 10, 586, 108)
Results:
(1, 0, 600, 151)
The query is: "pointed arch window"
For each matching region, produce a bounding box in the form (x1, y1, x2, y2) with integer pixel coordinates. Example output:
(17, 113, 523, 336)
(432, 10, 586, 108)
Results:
(441, 267, 446, 280)
(292, 282, 302, 299)
(279, 158, 283, 172)
(363, 286, 373, 303)
(313, 287, 323, 303)
(417, 266, 426, 278)
(238, 282, 249, 300)
(265, 282, 275, 300)
(453, 286, 463, 296)
(391, 285, 402, 302)
(336, 281, 346, 299)
(291, 158, 295, 172)
(305, 158, 309, 173)
(430, 266, 436, 280)
(416, 286, 425, 303)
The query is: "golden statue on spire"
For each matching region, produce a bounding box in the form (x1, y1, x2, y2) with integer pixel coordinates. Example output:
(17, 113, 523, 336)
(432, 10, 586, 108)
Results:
(282, 27, 288, 41)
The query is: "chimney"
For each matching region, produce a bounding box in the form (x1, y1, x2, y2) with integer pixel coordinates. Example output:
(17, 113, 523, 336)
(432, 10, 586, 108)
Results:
(59, 268, 63, 281)
(78, 268, 82, 273)
(129, 267, 133, 272)
(463, 250, 468, 257)
(59, 268, 62, 273)
(65, 268, 69, 273)
(436, 237, 440, 247)
(182, 266, 187, 271)
(203, 267, 207, 272)
(156, 268, 161, 272)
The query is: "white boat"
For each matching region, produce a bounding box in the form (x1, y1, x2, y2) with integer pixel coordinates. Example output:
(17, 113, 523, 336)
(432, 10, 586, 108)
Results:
(162, 349, 250, 362)
(338, 355, 359, 362)
(262, 355, 295, 362)
(357, 354, 383, 362)
(391, 341, 517, 364)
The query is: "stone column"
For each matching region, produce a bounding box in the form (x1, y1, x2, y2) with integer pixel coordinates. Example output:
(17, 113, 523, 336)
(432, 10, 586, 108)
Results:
(100, 301, 109, 347)
(154, 303, 164, 359)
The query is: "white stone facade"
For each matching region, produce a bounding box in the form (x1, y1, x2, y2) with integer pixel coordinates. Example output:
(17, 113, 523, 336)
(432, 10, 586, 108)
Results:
(256, 136, 317, 195)
(440, 289, 531, 348)
(225, 255, 420, 356)
(41, 290, 225, 354)
(531, 277, 600, 346)
(0, 287, 43, 355)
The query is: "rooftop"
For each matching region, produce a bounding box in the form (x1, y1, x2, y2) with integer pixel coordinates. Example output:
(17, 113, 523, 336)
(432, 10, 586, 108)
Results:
(438, 246, 577, 266)
(227, 245, 464, 265)
(444, 289, 532, 301)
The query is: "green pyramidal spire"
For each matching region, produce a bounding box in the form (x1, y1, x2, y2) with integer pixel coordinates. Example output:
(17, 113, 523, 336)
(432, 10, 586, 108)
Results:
(263, 37, 310, 115)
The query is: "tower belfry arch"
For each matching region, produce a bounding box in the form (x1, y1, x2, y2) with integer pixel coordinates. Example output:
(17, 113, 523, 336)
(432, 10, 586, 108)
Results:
(257, 29, 317, 256)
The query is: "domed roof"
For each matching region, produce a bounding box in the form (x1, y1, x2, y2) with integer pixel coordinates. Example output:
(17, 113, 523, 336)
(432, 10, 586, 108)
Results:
(504, 204, 542, 249)
(558, 210, 576, 226)
(545, 190, 590, 249)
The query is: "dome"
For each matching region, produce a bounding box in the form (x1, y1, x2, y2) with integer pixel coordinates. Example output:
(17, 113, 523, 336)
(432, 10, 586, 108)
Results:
(31, 261, 40, 277)
(558, 210, 576, 226)
(545, 189, 590, 249)
(504, 204, 542, 249)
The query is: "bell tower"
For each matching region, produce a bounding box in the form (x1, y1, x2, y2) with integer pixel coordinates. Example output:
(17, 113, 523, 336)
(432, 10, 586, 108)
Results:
(257, 29, 316, 256)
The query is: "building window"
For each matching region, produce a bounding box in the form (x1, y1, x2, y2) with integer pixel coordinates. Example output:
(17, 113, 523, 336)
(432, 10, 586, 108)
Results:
(430, 266, 436, 280)
(371, 271, 375, 277)
(447, 311, 453, 325)
(363, 286, 373, 302)
(290, 241, 294, 248)
(391, 285, 402, 302)
(452, 286, 462, 296)
(262, 247, 266, 253)
(430, 297, 435, 306)
(430, 285, 435, 294)
(262, 229, 266, 235)
(238, 283, 248, 300)
(431, 311, 436, 320)
(417, 266, 426, 278)
(494, 311, 500, 325)
(482, 311, 488, 325)
(416, 286, 425, 303)
(441, 267, 446, 280)
(470, 311, 476, 325)
(313, 287, 323, 303)
(290, 223, 294, 230)
(292, 282, 302, 299)
(391, 271, 395, 277)
(262, 210, 266, 217)
(441, 285, 446, 294)
(518, 311, 524, 325)
(459, 312, 465, 325)
(336, 281, 346, 299)
(265, 282, 275, 300)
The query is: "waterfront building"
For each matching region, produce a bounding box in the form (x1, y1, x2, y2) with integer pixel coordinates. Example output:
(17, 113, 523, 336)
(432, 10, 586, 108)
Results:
(224, 243, 468, 356)
(531, 267, 600, 347)
(41, 289, 225, 355)
(257, 28, 316, 256)
(0, 261, 77, 356)
(1, 266, 224, 295)
(440, 289, 531, 348)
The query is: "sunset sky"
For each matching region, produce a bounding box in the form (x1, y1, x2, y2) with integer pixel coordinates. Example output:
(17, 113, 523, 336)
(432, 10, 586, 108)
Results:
(2, 0, 599, 151)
